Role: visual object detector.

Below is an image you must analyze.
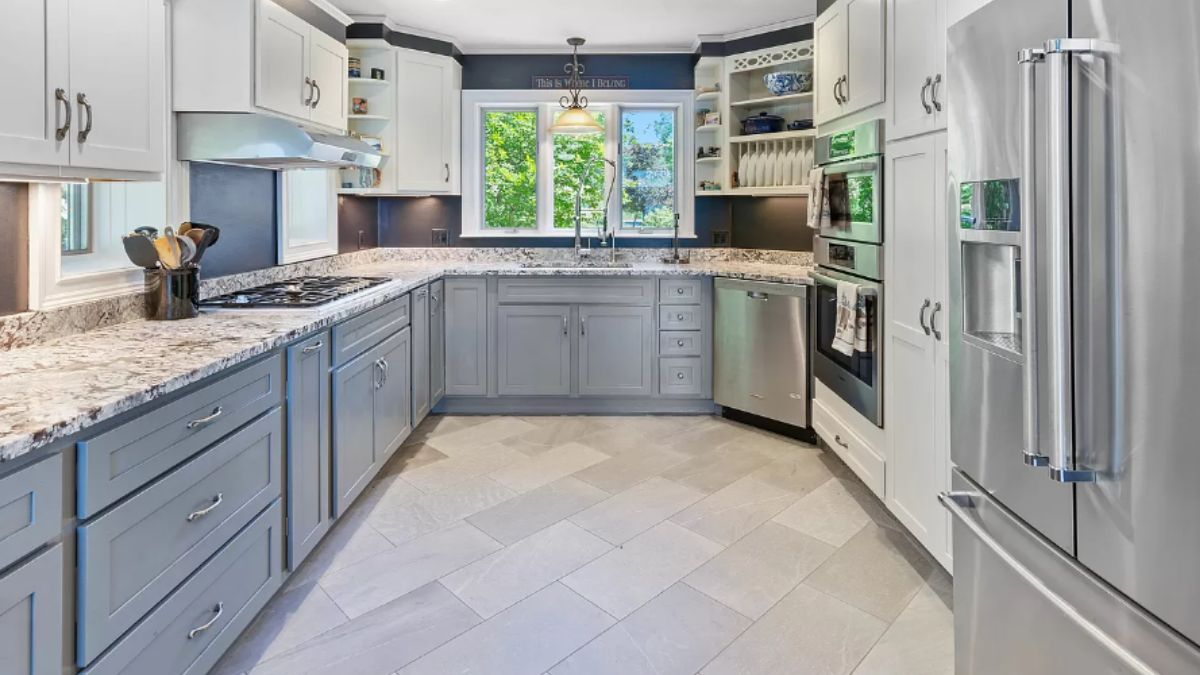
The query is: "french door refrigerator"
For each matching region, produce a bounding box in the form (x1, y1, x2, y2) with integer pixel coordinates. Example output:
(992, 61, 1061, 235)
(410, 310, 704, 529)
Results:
(945, 0, 1200, 672)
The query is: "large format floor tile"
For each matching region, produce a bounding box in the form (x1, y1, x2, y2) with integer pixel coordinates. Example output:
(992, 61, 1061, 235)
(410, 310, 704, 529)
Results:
(569, 477, 704, 545)
(399, 443, 527, 494)
(670, 476, 799, 545)
(467, 477, 610, 545)
(702, 584, 888, 675)
(853, 584, 954, 675)
(661, 445, 775, 493)
(488, 441, 610, 493)
(441, 521, 612, 618)
(804, 523, 935, 622)
(771, 477, 877, 547)
(549, 583, 751, 675)
(563, 521, 724, 619)
(426, 417, 539, 455)
(571, 445, 690, 493)
(685, 521, 836, 619)
(212, 582, 348, 675)
(320, 522, 502, 618)
(395, 583, 615, 675)
(367, 475, 516, 545)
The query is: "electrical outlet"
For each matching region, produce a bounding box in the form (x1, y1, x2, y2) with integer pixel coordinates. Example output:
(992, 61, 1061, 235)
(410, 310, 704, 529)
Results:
(357, 230, 366, 250)
(432, 228, 448, 246)
(712, 230, 730, 246)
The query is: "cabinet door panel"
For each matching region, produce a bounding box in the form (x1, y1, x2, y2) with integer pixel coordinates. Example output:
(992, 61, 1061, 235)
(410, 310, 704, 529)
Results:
(286, 331, 332, 570)
(332, 349, 379, 516)
(444, 278, 488, 396)
(412, 287, 432, 424)
(578, 306, 653, 397)
(0, 0, 69, 166)
(66, 0, 164, 171)
(395, 51, 451, 192)
(375, 328, 412, 460)
(845, 0, 886, 115)
(888, 0, 938, 140)
(814, 5, 847, 126)
(497, 305, 571, 396)
(256, 0, 311, 122)
(308, 29, 347, 131)
(0, 544, 62, 675)
(430, 283, 446, 406)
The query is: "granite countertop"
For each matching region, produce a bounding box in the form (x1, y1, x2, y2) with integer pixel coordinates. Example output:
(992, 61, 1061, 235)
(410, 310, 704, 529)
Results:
(0, 258, 813, 463)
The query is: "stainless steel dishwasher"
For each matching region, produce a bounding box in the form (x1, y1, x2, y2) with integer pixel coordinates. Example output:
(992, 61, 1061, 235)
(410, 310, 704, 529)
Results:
(714, 278, 811, 428)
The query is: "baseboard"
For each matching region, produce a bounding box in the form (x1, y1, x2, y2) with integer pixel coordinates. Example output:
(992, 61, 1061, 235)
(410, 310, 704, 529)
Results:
(434, 397, 718, 415)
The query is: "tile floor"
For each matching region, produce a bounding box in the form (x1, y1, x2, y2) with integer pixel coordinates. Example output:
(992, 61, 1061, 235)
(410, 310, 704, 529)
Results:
(212, 414, 954, 675)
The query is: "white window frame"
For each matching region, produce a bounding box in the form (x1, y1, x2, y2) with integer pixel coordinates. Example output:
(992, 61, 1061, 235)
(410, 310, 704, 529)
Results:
(462, 89, 695, 239)
(277, 168, 340, 264)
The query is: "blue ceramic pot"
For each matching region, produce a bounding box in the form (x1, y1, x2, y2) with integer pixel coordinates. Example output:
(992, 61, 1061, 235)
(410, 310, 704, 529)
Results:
(763, 71, 813, 96)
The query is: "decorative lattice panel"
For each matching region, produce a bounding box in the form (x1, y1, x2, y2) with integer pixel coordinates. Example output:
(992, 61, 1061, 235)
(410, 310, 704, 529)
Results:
(730, 42, 814, 73)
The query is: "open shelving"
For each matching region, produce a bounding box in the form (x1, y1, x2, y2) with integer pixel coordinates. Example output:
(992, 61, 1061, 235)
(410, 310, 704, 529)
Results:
(340, 38, 396, 194)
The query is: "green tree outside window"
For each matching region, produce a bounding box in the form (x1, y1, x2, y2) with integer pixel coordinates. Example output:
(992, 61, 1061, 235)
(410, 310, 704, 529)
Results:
(621, 110, 676, 229)
(553, 111, 607, 229)
(483, 110, 538, 229)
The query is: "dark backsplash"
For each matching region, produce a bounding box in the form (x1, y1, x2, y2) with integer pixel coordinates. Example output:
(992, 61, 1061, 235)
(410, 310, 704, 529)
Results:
(189, 163, 279, 278)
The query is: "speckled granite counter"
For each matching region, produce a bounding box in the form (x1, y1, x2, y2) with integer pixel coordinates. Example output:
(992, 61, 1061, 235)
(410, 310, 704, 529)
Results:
(0, 255, 813, 463)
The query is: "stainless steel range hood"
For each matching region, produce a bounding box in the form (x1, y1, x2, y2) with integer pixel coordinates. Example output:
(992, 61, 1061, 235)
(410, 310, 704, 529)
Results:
(176, 113, 387, 170)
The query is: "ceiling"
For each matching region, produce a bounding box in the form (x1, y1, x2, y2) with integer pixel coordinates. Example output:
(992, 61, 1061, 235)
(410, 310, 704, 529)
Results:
(329, 0, 816, 52)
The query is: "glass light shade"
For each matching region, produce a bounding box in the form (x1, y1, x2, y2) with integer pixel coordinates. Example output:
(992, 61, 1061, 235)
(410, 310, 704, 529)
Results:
(550, 106, 604, 135)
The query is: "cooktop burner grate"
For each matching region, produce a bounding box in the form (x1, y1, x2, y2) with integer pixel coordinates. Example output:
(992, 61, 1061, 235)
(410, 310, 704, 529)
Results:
(201, 276, 390, 308)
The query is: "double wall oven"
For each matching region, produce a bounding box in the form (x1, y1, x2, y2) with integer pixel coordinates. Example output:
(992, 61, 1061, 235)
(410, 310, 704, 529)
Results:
(811, 120, 885, 427)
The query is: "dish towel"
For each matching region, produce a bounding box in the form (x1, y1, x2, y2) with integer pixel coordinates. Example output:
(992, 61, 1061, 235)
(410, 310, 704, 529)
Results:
(832, 280, 872, 356)
(807, 167, 829, 230)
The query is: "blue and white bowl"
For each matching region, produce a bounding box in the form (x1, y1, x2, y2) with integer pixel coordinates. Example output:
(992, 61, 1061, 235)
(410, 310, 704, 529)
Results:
(763, 71, 813, 96)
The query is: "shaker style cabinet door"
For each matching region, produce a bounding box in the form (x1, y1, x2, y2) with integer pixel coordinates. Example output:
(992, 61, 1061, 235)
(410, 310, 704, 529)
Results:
(0, 544, 63, 675)
(577, 306, 654, 397)
(843, 0, 886, 115)
(332, 346, 381, 516)
(411, 287, 432, 424)
(430, 283, 446, 406)
(813, 4, 847, 126)
(0, 0, 69, 166)
(395, 50, 457, 193)
(497, 305, 572, 396)
(374, 328, 413, 460)
(286, 332, 332, 570)
(888, 0, 940, 140)
(308, 28, 348, 131)
(255, 0, 312, 122)
(444, 278, 488, 396)
(65, 0, 165, 172)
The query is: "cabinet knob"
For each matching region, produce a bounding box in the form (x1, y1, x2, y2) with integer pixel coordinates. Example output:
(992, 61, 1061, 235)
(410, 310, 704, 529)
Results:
(676, 287, 685, 294)
(676, 313, 685, 320)
(677, 339, 686, 347)
(676, 371, 686, 380)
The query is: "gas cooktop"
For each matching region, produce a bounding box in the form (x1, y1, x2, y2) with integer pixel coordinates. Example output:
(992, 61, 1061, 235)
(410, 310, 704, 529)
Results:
(201, 276, 390, 308)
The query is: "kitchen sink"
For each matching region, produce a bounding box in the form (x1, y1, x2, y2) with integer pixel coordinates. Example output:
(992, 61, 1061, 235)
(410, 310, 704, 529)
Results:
(519, 260, 634, 269)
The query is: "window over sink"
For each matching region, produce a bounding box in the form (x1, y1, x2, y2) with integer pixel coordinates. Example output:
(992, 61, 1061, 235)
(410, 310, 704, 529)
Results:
(462, 90, 695, 239)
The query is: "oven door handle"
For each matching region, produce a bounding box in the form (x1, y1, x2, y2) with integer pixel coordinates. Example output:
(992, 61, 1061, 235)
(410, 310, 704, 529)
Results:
(809, 271, 879, 297)
(820, 159, 879, 176)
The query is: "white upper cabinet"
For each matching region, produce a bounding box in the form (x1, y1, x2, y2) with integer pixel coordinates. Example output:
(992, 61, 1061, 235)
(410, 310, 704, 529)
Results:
(174, 0, 349, 133)
(394, 49, 461, 194)
(0, 0, 163, 176)
(814, 0, 886, 126)
(887, 0, 947, 141)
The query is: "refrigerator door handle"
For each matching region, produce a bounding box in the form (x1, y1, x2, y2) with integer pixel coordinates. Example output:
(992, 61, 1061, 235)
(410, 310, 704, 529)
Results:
(1044, 38, 1117, 483)
(1017, 47, 1050, 469)
(939, 491, 1157, 675)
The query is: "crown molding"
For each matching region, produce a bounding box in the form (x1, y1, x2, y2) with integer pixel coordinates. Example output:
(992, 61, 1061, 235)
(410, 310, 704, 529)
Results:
(457, 44, 696, 55)
(347, 14, 460, 46)
(310, 0, 353, 26)
(691, 15, 815, 51)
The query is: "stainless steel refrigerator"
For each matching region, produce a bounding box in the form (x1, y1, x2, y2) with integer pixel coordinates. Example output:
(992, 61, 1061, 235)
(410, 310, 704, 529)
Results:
(945, 1, 1200, 672)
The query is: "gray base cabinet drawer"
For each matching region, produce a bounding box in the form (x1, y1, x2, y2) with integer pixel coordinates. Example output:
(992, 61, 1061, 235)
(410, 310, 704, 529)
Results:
(0, 543, 62, 675)
(499, 277, 655, 306)
(77, 409, 283, 666)
(659, 331, 701, 356)
(81, 501, 283, 675)
(660, 357, 704, 396)
(659, 279, 704, 304)
(77, 355, 284, 518)
(333, 295, 410, 367)
(0, 454, 62, 573)
(659, 305, 703, 331)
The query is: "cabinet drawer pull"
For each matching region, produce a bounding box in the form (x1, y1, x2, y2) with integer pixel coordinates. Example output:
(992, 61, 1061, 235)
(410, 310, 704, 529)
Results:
(374, 359, 384, 389)
(920, 76, 934, 114)
(930, 302, 943, 341)
(834, 434, 850, 449)
(302, 340, 324, 354)
(676, 371, 686, 380)
(311, 79, 322, 108)
(676, 287, 686, 295)
(186, 493, 224, 522)
(931, 74, 943, 112)
(676, 313, 685, 321)
(303, 77, 314, 106)
(444, 163, 450, 182)
(581, 317, 586, 336)
(676, 339, 686, 347)
(186, 406, 224, 430)
(77, 92, 93, 144)
(187, 602, 224, 640)
(55, 88, 71, 141)
(562, 315, 568, 336)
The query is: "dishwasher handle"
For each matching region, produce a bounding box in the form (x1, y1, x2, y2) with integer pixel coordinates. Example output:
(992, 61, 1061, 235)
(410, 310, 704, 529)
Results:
(747, 291, 769, 300)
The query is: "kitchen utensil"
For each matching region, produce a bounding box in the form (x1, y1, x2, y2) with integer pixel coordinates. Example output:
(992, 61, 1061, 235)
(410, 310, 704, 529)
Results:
(185, 222, 221, 245)
(763, 71, 812, 96)
(122, 235, 161, 269)
(190, 227, 217, 264)
(176, 235, 197, 265)
(741, 112, 785, 135)
(153, 226, 181, 269)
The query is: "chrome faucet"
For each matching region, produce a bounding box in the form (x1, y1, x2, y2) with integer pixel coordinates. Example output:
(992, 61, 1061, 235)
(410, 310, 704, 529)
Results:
(574, 157, 619, 260)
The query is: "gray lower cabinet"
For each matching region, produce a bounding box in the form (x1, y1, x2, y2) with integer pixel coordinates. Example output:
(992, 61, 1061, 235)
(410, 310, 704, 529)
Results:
(332, 328, 411, 516)
(80, 502, 283, 675)
(430, 281, 446, 407)
(0, 543, 62, 675)
(0, 454, 62, 574)
(444, 277, 488, 396)
(285, 332, 332, 571)
(578, 305, 654, 397)
(497, 305, 572, 396)
(77, 408, 284, 666)
(411, 285, 431, 424)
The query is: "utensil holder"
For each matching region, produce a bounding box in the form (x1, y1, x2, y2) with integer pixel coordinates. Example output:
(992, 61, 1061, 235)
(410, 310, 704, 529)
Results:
(146, 266, 200, 320)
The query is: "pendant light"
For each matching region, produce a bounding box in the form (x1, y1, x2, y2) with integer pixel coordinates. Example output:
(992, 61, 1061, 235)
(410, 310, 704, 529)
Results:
(549, 37, 604, 135)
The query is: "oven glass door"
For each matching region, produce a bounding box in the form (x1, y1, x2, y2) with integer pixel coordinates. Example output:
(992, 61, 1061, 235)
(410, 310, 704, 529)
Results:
(820, 160, 882, 244)
(814, 281, 876, 388)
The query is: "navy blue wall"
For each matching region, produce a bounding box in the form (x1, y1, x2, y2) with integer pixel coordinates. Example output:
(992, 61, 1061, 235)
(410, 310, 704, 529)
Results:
(189, 164, 279, 277)
(461, 54, 694, 90)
